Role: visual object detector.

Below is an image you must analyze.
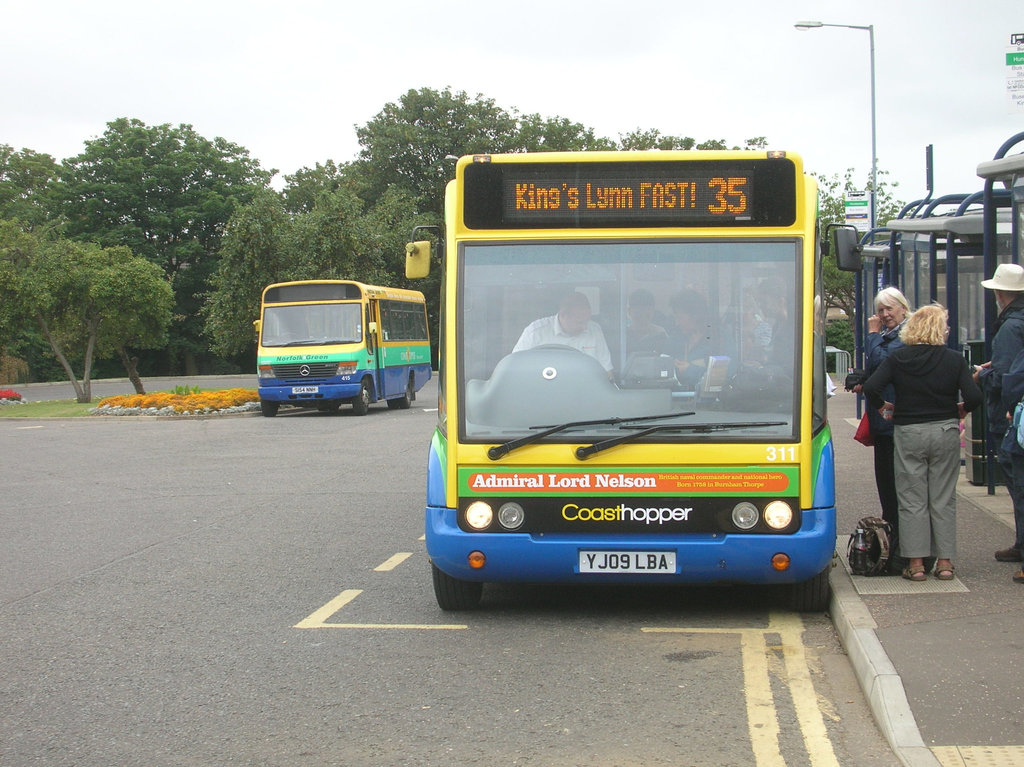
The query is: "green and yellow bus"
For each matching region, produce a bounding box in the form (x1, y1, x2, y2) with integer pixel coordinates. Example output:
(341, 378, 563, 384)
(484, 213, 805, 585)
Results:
(406, 151, 835, 610)
(254, 280, 431, 416)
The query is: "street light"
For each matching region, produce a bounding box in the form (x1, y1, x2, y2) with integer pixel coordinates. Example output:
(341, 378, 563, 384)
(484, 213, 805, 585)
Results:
(795, 20, 877, 230)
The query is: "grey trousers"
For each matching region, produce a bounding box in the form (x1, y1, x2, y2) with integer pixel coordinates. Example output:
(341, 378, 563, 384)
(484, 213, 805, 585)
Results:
(893, 419, 961, 559)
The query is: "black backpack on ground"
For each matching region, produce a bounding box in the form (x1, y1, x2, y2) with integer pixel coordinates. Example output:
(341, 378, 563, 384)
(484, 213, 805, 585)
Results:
(847, 516, 895, 576)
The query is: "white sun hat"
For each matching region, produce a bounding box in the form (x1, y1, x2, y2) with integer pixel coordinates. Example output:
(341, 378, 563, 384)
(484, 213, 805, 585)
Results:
(981, 263, 1024, 292)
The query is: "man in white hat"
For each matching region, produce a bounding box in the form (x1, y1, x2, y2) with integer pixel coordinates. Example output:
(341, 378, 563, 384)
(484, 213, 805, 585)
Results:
(977, 262, 1024, 564)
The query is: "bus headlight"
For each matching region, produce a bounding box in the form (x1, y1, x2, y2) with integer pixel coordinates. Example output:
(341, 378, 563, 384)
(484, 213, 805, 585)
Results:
(465, 501, 494, 530)
(764, 501, 794, 530)
(731, 502, 760, 530)
(497, 502, 525, 530)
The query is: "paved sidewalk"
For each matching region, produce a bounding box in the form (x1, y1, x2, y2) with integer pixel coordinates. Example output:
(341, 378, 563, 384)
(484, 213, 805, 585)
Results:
(828, 392, 1023, 767)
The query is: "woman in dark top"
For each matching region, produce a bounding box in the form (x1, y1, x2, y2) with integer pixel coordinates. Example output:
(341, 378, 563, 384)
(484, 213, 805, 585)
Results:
(863, 304, 983, 582)
(857, 287, 911, 570)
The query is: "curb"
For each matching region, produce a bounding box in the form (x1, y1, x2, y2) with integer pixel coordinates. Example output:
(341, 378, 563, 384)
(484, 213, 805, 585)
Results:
(829, 564, 941, 767)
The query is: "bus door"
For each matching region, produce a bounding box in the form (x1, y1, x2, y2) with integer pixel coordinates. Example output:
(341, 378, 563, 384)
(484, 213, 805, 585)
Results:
(364, 299, 384, 396)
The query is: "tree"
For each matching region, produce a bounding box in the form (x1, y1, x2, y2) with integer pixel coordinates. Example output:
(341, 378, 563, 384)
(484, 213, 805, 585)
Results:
(815, 168, 904, 320)
(512, 113, 615, 153)
(204, 179, 427, 358)
(0, 223, 173, 401)
(280, 160, 352, 215)
(618, 131, 769, 151)
(353, 87, 521, 216)
(0, 145, 59, 230)
(90, 255, 175, 394)
(352, 87, 621, 218)
(51, 118, 273, 374)
(203, 190, 291, 358)
(0, 221, 38, 344)
(618, 129, 697, 151)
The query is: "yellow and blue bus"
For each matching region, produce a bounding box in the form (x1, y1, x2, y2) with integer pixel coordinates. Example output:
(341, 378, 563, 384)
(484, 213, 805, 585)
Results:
(254, 280, 431, 416)
(406, 151, 835, 610)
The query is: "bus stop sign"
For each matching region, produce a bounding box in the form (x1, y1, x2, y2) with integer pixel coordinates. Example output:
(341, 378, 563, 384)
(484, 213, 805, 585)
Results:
(845, 190, 871, 232)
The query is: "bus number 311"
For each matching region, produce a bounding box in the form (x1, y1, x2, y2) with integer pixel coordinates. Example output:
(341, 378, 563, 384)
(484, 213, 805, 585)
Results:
(766, 446, 796, 462)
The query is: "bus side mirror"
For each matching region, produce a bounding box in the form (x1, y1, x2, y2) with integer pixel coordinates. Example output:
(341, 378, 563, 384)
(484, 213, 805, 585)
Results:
(367, 321, 378, 336)
(406, 240, 432, 279)
(832, 227, 864, 272)
(253, 319, 261, 336)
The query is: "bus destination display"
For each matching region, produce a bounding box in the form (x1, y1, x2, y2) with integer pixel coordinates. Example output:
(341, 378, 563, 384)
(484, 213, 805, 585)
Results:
(463, 159, 796, 229)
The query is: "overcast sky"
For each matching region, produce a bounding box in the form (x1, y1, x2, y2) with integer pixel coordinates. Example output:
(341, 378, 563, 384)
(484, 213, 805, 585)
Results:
(3, 0, 1021, 209)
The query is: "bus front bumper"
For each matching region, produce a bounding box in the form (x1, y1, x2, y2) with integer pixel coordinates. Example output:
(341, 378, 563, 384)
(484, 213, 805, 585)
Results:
(425, 505, 836, 585)
(257, 382, 363, 403)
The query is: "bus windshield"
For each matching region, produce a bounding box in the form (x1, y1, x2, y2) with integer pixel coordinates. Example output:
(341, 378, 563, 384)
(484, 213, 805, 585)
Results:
(261, 303, 362, 347)
(459, 239, 799, 443)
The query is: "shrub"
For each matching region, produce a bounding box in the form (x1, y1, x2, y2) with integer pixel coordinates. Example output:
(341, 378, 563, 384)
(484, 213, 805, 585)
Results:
(0, 388, 22, 401)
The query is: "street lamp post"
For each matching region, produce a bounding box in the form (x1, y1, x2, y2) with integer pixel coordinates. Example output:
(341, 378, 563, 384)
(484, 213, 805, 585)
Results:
(795, 20, 877, 230)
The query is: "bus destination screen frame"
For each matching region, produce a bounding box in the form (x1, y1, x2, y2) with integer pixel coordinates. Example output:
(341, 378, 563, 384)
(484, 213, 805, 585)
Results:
(463, 159, 798, 230)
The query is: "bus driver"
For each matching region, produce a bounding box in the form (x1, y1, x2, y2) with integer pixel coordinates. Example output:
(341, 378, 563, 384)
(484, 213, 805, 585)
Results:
(513, 291, 614, 376)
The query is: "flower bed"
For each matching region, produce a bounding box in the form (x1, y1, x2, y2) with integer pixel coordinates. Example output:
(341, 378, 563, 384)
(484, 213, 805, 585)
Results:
(0, 388, 23, 406)
(92, 388, 260, 416)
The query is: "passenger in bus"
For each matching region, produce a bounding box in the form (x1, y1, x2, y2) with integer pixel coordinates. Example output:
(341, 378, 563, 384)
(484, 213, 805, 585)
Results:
(863, 304, 982, 582)
(667, 290, 711, 389)
(625, 288, 669, 355)
(513, 291, 614, 375)
(754, 277, 794, 365)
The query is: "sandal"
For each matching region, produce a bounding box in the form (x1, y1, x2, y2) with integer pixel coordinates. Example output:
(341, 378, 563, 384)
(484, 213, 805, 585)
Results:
(902, 565, 927, 582)
(934, 564, 955, 581)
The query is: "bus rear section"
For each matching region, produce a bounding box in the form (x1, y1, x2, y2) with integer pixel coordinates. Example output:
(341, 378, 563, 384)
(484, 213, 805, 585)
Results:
(255, 280, 431, 416)
(413, 151, 836, 611)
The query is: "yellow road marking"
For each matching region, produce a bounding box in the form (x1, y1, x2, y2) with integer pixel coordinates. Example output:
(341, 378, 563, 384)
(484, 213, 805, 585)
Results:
(374, 552, 413, 571)
(775, 613, 840, 767)
(299, 622, 468, 630)
(294, 589, 363, 628)
(741, 627, 785, 766)
(293, 588, 467, 630)
(644, 613, 840, 767)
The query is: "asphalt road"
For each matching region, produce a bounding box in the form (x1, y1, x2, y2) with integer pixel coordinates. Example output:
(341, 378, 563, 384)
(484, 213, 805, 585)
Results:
(0, 378, 899, 766)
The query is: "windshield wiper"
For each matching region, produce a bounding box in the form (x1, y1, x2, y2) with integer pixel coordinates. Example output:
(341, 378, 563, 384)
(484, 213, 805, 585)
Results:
(575, 421, 788, 459)
(487, 412, 694, 460)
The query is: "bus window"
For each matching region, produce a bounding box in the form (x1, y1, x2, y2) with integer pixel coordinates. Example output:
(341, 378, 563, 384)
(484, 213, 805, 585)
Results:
(459, 241, 798, 440)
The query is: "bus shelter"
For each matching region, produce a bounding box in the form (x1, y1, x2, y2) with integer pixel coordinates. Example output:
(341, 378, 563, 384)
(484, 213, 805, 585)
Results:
(847, 132, 1023, 486)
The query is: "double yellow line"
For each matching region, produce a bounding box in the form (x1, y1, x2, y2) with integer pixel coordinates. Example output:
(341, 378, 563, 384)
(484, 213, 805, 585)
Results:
(645, 612, 839, 767)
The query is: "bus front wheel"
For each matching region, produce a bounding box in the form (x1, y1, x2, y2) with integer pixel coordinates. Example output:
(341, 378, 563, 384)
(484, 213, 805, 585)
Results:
(260, 400, 279, 418)
(431, 563, 483, 610)
(789, 565, 831, 612)
(351, 379, 372, 415)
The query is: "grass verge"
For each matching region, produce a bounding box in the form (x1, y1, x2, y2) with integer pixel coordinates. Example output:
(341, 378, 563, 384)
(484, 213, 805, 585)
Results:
(0, 400, 96, 418)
